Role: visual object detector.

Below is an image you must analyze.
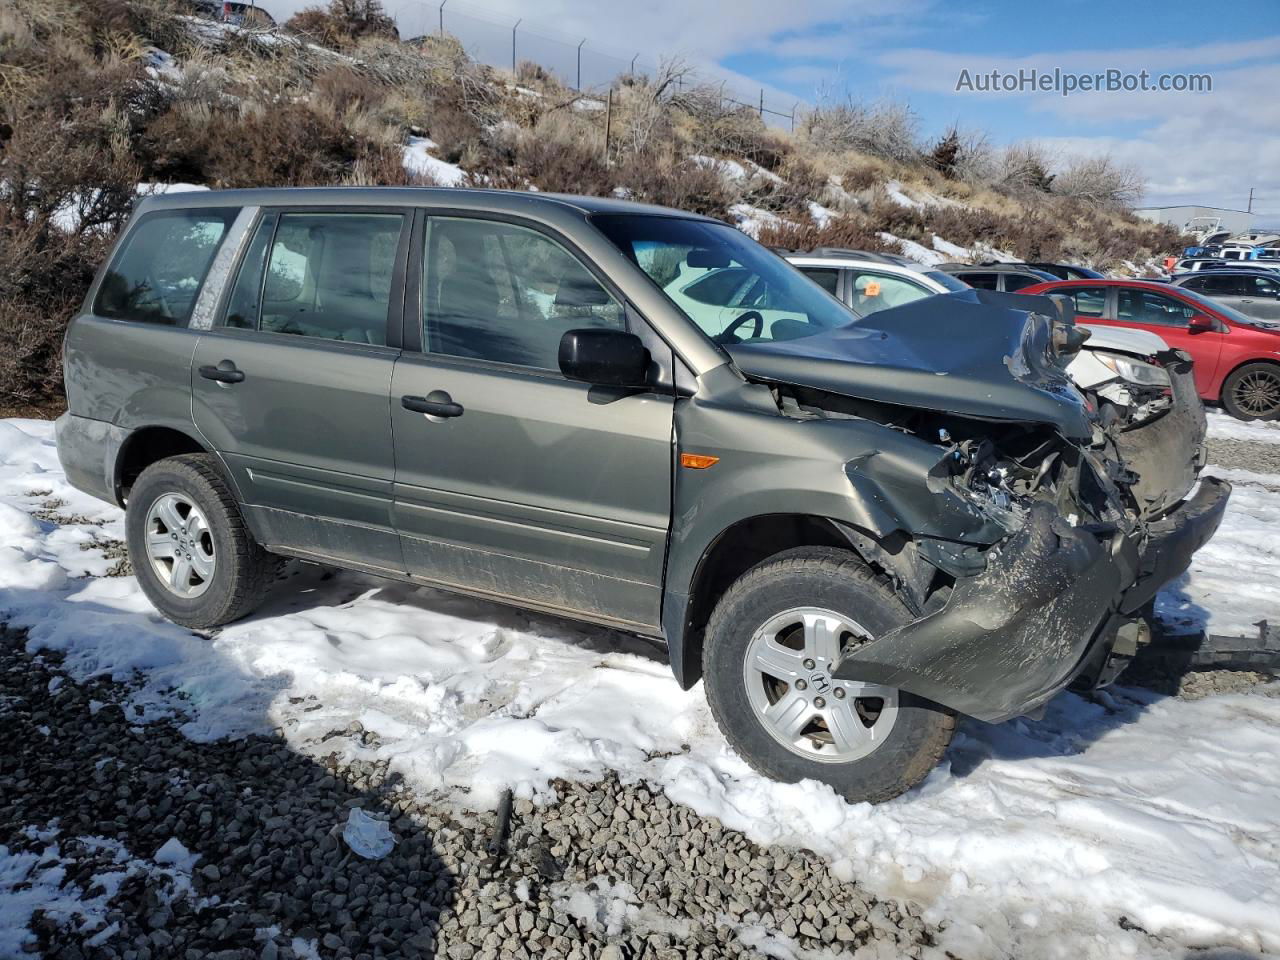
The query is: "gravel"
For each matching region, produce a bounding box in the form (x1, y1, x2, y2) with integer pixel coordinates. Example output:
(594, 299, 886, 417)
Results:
(1206, 437, 1280, 476)
(0, 625, 949, 959)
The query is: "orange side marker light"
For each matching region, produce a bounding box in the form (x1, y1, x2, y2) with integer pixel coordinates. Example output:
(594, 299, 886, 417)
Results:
(680, 453, 720, 470)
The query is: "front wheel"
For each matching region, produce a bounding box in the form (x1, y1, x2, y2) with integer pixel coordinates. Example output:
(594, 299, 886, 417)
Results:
(1221, 362, 1280, 420)
(702, 548, 955, 804)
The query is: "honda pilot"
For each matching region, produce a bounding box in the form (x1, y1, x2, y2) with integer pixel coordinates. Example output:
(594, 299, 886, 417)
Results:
(57, 188, 1230, 802)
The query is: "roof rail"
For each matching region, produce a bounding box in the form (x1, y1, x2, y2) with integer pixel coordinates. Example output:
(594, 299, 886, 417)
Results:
(791, 247, 918, 266)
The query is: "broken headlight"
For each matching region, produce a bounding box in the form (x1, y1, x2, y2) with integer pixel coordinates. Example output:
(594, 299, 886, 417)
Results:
(1094, 352, 1170, 387)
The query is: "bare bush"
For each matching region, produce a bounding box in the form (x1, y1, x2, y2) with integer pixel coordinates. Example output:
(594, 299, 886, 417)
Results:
(285, 0, 398, 51)
(997, 142, 1057, 193)
(614, 152, 738, 220)
(1052, 154, 1144, 209)
(756, 214, 900, 255)
(799, 91, 920, 163)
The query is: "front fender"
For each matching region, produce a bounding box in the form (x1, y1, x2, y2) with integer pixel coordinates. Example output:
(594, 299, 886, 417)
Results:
(661, 390, 1010, 686)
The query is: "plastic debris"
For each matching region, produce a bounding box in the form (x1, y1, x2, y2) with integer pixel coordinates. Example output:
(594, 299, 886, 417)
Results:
(342, 808, 395, 860)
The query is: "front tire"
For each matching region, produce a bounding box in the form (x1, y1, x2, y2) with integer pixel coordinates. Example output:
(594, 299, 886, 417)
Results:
(1221, 362, 1280, 420)
(126, 454, 279, 629)
(702, 548, 955, 804)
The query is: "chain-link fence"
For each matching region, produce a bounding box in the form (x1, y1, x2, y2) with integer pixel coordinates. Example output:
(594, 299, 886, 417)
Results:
(379, 0, 802, 129)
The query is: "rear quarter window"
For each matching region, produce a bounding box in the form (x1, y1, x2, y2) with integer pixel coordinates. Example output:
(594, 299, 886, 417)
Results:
(95, 208, 239, 325)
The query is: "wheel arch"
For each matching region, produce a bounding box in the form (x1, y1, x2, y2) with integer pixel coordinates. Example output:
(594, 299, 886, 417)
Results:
(114, 426, 210, 503)
(664, 513, 919, 690)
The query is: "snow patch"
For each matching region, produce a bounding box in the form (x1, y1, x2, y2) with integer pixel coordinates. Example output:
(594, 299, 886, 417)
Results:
(402, 136, 466, 187)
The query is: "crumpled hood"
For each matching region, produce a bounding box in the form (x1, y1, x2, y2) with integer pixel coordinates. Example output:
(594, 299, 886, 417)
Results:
(727, 289, 1095, 439)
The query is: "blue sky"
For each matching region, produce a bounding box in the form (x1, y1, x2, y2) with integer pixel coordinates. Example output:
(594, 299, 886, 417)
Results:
(281, 0, 1280, 224)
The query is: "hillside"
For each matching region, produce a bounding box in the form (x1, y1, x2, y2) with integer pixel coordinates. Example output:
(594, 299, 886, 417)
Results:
(0, 0, 1188, 410)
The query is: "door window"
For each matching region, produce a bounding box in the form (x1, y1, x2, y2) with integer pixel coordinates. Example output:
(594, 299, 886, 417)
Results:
(958, 272, 999, 290)
(224, 212, 404, 344)
(1116, 289, 1196, 326)
(422, 217, 624, 370)
(1068, 286, 1108, 317)
(846, 270, 930, 314)
(1250, 276, 1280, 297)
(797, 267, 840, 297)
(1002, 273, 1042, 292)
(95, 209, 239, 325)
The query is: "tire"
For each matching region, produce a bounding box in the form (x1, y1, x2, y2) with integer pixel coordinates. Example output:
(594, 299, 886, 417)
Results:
(125, 453, 279, 629)
(701, 547, 955, 804)
(1221, 362, 1280, 421)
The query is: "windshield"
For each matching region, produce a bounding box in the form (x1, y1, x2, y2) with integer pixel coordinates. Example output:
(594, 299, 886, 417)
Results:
(591, 214, 859, 344)
(924, 270, 970, 293)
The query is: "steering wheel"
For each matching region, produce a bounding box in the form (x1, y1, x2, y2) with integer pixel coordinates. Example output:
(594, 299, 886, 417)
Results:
(714, 310, 765, 344)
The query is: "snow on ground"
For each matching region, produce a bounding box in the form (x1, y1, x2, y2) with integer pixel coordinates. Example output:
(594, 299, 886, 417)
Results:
(0, 826, 203, 956)
(728, 203, 782, 238)
(1155, 414, 1280, 637)
(402, 136, 467, 187)
(1206, 409, 1280, 444)
(880, 232, 946, 266)
(2, 416, 1280, 959)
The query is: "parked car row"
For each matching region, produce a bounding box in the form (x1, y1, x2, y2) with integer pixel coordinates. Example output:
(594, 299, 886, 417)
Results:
(58, 187, 1232, 804)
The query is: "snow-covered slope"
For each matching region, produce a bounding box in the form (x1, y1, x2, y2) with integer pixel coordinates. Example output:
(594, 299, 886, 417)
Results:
(2, 416, 1278, 959)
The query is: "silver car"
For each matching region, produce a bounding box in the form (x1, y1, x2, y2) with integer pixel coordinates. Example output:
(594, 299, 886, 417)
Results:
(1173, 271, 1280, 322)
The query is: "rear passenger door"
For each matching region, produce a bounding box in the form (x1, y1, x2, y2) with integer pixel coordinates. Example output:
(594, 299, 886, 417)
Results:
(192, 207, 410, 571)
(389, 215, 674, 629)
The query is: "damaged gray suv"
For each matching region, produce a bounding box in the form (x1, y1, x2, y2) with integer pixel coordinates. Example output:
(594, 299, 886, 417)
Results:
(58, 188, 1231, 802)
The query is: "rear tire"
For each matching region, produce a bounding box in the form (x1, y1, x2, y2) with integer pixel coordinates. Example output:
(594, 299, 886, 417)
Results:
(701, 547, 955, 804)
(1221, 362, 1280, 420)
(126, 453, 279, 629)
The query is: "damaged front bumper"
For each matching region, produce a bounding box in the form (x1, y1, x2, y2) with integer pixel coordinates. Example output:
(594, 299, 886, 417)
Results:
(1112, 351, 1208, 516)
(1117, 476, 1231, 615)
(832, 477, 1232, 722)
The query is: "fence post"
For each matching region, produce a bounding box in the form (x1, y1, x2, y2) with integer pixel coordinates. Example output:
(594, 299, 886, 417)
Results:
(511, 18, 520, 75)
(603, 88, 612, 165)
(630, 53, 638, 77)
(438, 0, 446, 36)
(576, 38, 585, 90)
(759, 89, 764, 118)
(790, 103, 797, 132)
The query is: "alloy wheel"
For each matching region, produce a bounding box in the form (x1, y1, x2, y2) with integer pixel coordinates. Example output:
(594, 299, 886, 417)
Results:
(1233, 369, 1280, 418)
(743, 607, 898, 763)
(144, 493, 216, 598)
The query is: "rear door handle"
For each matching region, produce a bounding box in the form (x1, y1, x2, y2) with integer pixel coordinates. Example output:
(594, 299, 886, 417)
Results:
(199, 362, 245, 384)
(401, 394, 464, 418)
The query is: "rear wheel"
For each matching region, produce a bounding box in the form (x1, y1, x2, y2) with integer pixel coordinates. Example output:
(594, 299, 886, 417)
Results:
(701, 548, 956, 804)
(126, 454, 279, 629)
(1222, 362, 1280, 420)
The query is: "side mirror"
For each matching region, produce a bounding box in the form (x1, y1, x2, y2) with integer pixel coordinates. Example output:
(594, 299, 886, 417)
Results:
(559, 329, 650, 387)
(1187, 314, 1217, 333)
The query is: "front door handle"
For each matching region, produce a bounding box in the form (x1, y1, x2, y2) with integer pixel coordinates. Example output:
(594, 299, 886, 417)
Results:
(401, 393, 464, 418)
(199, 362, 245, 384)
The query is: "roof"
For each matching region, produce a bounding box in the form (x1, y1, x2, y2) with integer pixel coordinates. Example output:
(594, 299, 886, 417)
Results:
(134, 186, 720, 222)
(936, 262, 1051, 275)
(779, 248, 919, 267)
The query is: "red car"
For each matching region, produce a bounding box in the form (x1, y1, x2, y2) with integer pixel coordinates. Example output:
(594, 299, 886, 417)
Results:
(1020, 279, 1280, 420)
